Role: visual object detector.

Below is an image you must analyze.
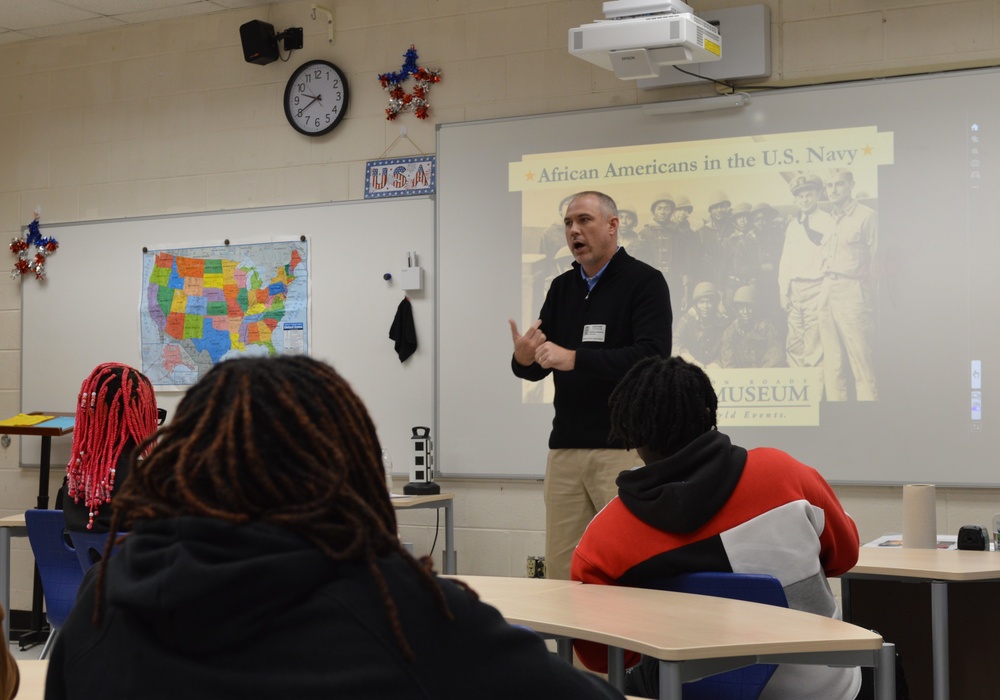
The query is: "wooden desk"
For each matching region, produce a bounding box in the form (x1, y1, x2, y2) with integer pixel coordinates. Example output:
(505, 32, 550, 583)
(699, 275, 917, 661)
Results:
(842, 547, 1000, 700)
(391, 492, 455, 574)
(453, 575, 580, 599)
(0, 414, 74, 510)
(0, 413, 74, 646)
(14, 659, 46, 700)
(456, 575, 894, 700)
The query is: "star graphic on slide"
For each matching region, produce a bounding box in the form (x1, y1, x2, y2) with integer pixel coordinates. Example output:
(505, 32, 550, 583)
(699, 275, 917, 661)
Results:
(525, 171, 535, 181)
(862, 144, 874, 155)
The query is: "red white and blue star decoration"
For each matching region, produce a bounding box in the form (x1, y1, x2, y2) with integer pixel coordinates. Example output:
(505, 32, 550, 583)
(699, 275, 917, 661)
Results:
(377, 45, 442, 121)
(9, 212, 58, 280)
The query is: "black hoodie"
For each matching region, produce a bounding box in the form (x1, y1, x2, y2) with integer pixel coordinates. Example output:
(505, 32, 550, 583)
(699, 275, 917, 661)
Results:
(45, 517, 624, 700)
(616, 430, 747, 533)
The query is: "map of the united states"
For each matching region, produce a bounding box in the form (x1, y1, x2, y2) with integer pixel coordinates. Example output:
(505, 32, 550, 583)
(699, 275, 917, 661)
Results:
(140, 242, 308, 386)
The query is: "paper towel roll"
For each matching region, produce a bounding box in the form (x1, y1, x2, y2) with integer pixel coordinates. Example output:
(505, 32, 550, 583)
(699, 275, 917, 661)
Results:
(902, 483, 937, 549)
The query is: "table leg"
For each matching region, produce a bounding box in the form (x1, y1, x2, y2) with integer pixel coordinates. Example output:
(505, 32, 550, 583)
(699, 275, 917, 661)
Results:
(930, 580, 949, 700)
(0, 528, 9, 643)
(606, 646, 625, 691)
(36, 436, 51, 510)
(555, 637, 573, 663)
(840, 577, 853, 623)
(658, 660, 682, 700)
(25, 436, 53, 642)
(875, 642, 896, 700)
(443, 499, 456, 574)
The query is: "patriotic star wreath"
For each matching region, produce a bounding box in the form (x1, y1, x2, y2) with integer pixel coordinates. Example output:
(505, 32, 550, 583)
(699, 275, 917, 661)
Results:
(9, 213, 58, 280)
(378, 45, 442, 121)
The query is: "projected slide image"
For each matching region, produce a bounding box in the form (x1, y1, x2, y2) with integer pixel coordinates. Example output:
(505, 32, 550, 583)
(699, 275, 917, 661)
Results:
(511, 127, 894, 426)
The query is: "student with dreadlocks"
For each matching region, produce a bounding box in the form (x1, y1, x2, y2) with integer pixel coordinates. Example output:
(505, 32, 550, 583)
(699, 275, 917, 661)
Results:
(571, 356, 862, 699)
(59, 362, 160, 533)
(45, 356, 624, 700)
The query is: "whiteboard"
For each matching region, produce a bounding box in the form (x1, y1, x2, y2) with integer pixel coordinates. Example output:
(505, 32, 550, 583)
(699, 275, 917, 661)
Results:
(437, 68, 1000, 485)
(20, 197, 434, 481)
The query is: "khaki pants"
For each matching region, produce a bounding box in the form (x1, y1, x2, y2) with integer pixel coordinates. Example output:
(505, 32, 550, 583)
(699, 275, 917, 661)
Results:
(543, 448, 642, 580)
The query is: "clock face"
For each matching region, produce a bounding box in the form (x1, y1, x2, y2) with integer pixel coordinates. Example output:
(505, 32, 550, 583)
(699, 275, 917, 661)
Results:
(283, 60, 349, 136)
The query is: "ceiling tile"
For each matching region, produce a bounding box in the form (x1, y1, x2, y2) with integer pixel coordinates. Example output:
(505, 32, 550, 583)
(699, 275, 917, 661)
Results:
(24, 17, 126, 39)
(0, 30, 35, 45)
(0, 0, 99, 31)
(0, 0, 299, 43)
(113, 3, 230, 26)
(62, 0, 203, 14)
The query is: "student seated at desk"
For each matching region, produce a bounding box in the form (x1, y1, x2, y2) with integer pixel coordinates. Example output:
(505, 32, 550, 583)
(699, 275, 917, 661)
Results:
(45, 356, 624, 700)
(57, 362, 160, 533)
(571, 356, 862, 699)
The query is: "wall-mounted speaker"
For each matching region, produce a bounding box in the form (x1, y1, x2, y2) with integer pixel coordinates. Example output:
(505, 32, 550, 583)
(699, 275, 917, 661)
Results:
(239, 20, 279, 65)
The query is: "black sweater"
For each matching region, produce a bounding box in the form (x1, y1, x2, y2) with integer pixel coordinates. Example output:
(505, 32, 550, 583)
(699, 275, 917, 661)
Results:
(512, 248, 672, 448)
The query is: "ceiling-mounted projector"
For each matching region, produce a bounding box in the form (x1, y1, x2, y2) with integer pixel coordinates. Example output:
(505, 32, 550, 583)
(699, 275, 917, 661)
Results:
(569, 0, 721, 80)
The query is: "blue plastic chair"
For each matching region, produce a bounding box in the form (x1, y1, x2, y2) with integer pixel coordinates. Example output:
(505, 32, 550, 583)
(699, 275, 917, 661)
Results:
(24, 509, 85, 659)
(646, 572, 788, 700)
(68, 530, 126, 573)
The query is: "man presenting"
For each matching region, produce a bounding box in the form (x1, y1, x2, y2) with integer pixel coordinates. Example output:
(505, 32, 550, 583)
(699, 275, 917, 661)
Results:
(509, 190, 672, 580)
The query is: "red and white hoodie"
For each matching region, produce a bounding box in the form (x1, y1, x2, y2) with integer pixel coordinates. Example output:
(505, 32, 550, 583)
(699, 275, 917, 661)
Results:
(571, 430, 862, 700)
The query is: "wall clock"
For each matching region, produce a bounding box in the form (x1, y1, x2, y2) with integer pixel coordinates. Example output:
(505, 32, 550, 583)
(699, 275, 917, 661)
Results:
(283, 60, 349, 136)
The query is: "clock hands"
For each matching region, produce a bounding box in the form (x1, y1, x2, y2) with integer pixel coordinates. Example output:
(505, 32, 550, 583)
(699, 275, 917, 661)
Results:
(300, 93, 322, 111)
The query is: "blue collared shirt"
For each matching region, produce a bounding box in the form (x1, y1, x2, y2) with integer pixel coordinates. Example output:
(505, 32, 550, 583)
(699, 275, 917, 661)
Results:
(580, 247, 620, 291)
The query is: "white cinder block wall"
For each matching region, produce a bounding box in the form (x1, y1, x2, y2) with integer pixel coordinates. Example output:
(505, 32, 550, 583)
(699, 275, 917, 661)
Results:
(3, 0, 1000, 607)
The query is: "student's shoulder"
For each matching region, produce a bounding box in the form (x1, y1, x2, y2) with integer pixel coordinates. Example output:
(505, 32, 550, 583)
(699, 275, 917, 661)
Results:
(581, 497, 636, 542)
(746, 447, 826, 483)
(748, 446, 801, 465)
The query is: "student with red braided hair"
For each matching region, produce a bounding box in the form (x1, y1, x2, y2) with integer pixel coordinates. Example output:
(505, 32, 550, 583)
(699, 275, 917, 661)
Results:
(59, 362, 160, 533)
(45, 356, 624, 700)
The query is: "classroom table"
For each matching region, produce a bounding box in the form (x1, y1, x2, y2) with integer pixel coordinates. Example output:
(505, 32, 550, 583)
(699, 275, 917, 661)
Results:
(0, 414, 75, 645)
(455, 575, 894, 700)
(841, 546, 1000, 700)
(13, 659, 46, 700)
(391, 492, 455, 574)
(0, 414, 74, 511)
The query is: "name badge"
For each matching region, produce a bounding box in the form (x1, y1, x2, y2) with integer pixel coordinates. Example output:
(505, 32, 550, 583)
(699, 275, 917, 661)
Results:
(582, 324, 606, 343)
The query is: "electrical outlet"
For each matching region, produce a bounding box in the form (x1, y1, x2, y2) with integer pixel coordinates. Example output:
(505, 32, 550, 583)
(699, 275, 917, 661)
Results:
(526, 555, 546, 579)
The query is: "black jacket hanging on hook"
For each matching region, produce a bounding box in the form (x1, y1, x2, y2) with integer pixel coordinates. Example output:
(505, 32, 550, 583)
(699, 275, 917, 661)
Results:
(389, 296, 418, 362)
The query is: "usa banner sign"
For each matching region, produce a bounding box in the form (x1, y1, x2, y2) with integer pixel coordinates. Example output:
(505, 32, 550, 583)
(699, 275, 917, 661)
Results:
(364, 155, 436, 199)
